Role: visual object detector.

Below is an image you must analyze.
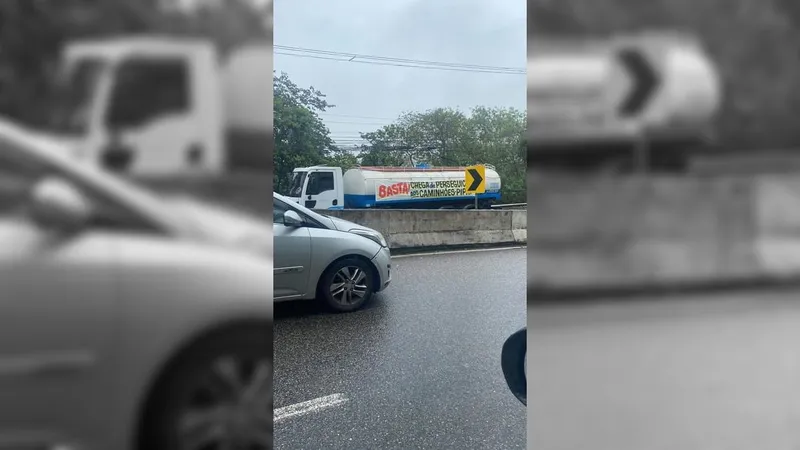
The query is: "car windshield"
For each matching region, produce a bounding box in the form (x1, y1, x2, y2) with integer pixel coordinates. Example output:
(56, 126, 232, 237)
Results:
(287, 171, 306, 197)
(40, 57, 106, 136)
(274, 192, 329, 224)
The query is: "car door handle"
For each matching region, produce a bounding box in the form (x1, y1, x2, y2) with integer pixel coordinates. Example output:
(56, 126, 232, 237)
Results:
(0, 351, 96, 378)
(274, 266, 304, 274)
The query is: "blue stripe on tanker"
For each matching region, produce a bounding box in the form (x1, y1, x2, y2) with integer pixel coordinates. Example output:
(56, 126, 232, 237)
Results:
(343, 192, 501, 208)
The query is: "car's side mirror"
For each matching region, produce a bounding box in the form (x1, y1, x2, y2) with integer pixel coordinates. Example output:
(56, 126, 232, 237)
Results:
(283, 210, 304, 227)
(28, 177, 93, 236)
(501, 327, 526, 405)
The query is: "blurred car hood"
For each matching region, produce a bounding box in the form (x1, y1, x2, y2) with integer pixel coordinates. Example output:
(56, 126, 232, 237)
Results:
(167, 196, 272, 255)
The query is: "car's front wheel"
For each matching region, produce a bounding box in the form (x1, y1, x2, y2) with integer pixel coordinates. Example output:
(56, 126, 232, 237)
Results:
(319, 258, 376, 312)
(139, 327, 272, 450)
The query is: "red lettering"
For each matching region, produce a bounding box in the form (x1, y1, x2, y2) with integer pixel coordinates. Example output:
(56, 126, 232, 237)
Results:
(378, 182, 409, 199)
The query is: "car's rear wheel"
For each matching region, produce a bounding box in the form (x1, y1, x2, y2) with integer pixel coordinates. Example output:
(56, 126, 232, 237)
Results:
(139, 328, 272, 450)
(319, 258, 376, 312)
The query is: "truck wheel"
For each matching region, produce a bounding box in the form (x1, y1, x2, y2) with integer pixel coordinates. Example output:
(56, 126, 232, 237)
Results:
(319, 258, 376, 312)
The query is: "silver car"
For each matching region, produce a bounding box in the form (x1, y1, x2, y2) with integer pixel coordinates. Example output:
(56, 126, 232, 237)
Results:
(273, 192, 391, 312)
(0, 119, 273, 450)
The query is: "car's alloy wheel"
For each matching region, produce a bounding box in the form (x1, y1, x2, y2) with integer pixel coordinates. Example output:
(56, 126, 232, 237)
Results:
(175, 356, 272, 449)
(140, 328, 272, 450)
(320, 258, 375, 312)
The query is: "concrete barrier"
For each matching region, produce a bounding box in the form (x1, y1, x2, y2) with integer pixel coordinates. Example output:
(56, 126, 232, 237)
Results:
(528, 173, 800, 296)
(138, 173, 800, 294)
(325, 209, 527, 250)
(136, 175, 527, 251)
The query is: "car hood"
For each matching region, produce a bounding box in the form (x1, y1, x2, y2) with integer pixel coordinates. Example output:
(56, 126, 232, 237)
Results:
(324, 214, 376, 233)
(167, 196, 272, 255)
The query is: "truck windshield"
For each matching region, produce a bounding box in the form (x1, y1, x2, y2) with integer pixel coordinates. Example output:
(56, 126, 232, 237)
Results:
(288, 171, 307, 197)
(44, 57, 106, 135)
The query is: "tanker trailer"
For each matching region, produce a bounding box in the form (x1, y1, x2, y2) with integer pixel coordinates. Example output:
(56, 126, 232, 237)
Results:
(528, 31, 722, 171)
(286, 165, 502, 210)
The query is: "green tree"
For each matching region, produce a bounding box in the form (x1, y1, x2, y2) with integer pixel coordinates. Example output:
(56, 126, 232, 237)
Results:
(273, 71, 336, 194)
(0, 0, 163, 124)
(360, 123, 422, 166)
(157, 0, 270, 54)
(325, 147, 359, 169)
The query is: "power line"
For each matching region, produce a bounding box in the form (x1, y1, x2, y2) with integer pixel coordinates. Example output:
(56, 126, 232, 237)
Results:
(275, 52, 524, 75)
(276, 45, 524, 71)
(274, 45, 525, 75)
(319, 112, 397, 121)
(323, 119, 392, 125)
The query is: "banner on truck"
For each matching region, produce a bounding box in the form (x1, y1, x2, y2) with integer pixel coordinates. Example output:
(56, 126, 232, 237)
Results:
(375, 179, 467, 202)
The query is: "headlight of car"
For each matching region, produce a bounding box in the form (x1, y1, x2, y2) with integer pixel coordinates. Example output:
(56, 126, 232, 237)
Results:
(349, 228, 388, 247)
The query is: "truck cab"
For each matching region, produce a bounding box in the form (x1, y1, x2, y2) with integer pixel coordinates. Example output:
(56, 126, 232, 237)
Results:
(286, 166, 344, 210)
(38, 37, 224, 175)
(29, 36, 271, 176)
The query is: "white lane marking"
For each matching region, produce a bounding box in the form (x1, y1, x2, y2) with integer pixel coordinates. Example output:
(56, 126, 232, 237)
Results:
(274, 393, 349, 423)
(392, 245, 526, 259)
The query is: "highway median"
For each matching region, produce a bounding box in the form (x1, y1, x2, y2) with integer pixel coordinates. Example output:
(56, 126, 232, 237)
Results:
(528, 173, 800, 301)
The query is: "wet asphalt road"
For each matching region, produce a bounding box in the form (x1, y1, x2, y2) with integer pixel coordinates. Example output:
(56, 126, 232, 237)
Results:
(273, 248, 526, 450)
(530, 290, 800, 450)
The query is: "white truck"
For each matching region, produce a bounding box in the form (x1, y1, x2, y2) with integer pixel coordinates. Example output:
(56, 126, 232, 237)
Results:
(31, 35, 271, 175)
(286, 165, 502, 210)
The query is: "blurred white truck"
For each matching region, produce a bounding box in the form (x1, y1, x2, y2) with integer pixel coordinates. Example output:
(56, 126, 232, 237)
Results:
(31, 35, 271, 175)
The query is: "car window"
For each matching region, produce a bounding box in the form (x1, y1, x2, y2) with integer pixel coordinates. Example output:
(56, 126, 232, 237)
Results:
(274, 194, 332, 230)
(306, 172, 334, 195)
(0, 149, 51, 218)
(273, 198, 288, 224)
(0, 137, 162, 234)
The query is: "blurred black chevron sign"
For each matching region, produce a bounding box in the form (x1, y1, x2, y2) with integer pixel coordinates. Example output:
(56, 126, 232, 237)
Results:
(616, 47, 661, 117)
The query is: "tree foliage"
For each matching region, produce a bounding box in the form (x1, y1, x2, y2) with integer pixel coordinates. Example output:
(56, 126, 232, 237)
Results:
(273, 72, 336, 193)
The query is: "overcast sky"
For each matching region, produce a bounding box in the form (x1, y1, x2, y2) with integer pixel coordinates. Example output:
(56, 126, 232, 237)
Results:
(273, 0, 526, 149)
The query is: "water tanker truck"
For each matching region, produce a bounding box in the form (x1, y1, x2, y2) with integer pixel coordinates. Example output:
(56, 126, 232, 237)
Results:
(527, 31, 722, 171)
(286, 165, 502, 210)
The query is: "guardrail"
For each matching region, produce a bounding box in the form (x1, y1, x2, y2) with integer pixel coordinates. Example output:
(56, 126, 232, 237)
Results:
(491, 203, 527, 209)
